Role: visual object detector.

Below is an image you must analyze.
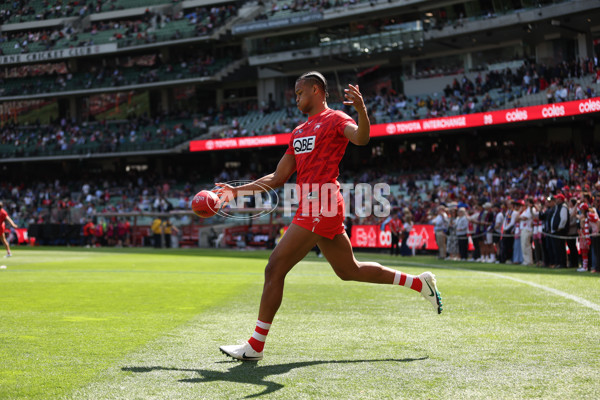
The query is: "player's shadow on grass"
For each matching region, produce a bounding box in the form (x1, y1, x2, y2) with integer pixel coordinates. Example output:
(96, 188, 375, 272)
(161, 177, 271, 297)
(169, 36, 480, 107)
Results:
(123, 357, 427, 398)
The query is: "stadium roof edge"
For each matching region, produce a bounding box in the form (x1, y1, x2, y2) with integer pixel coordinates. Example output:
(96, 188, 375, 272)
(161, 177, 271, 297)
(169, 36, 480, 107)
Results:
(0, 148, 180, 164)
(1, 17, 78, 32)
(0, 76, 217, 102)
(88, 5, 172, 22)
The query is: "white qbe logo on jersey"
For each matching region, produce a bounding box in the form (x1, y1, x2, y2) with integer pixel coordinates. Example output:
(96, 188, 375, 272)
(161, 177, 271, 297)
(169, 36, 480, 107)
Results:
(293, 135, 315, 154)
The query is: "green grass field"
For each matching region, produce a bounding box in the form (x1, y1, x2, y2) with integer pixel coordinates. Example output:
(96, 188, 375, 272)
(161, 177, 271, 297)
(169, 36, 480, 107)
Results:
(1, 247, 599, 399)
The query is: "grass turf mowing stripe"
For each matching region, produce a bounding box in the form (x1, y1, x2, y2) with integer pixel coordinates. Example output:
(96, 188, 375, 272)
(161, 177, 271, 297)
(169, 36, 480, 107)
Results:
(68, 255, 600, 399)
(0, 249, 268, 400)
(3, 249, 600, 399)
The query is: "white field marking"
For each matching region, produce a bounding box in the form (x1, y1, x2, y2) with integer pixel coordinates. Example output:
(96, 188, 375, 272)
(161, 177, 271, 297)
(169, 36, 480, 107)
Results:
(387, 259, 600, 313)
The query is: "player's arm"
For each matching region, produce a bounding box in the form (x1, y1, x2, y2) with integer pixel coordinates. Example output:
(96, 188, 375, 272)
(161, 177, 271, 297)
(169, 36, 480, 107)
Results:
(215, 153, 296, 200)
(343, 84, 370, 146)
(5, 215, 17, 229)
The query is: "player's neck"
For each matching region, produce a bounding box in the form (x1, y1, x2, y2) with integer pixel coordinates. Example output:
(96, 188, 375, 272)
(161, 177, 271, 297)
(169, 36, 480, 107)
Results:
(307, 102, 328, 118)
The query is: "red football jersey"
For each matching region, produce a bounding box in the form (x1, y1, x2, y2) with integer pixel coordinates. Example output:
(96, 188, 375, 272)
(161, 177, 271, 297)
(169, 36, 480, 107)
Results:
(0, 209, 7, 225)
(285, 108, 355, 215)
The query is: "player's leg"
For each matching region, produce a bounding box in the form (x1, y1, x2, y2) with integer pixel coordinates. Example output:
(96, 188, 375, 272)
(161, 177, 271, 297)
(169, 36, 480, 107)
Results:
(317, 232, 442, 314)
(220, 223, 321, 361)
(257, 223, 321, 321)
(0, 232, 10, 257)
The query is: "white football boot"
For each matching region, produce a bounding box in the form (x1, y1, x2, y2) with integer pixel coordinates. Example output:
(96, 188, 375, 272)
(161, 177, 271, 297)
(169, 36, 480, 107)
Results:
(418, 271, 443, 314)
(220, 342, 263, 361)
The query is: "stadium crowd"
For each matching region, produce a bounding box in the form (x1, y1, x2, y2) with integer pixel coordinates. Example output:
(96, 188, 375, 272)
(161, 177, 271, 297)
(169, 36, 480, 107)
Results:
(0, 112, 203, 157)
(1, 143, 600, 272)
(0, 4, 239, 55)
(342, 146, 600, 272)
(209, 58, 600, 140)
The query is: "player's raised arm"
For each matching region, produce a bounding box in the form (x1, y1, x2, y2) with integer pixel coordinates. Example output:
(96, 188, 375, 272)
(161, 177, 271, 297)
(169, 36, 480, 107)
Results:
(342, 84, 370, 146)
(214, 153, 296, 200)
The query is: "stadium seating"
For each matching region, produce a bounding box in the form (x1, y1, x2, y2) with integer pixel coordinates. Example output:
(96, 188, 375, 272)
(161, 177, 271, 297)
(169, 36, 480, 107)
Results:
(0, 3, 239, 54)
(0, 57, 232, 97)
(0, 117, 207, 158)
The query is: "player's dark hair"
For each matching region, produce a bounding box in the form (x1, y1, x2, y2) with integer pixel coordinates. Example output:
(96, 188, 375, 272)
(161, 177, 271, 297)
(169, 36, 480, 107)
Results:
(297, 71, 329, 98)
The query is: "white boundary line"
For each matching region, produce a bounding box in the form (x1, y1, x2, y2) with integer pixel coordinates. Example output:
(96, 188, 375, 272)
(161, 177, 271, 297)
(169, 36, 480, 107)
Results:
(383, 259, 600, 313)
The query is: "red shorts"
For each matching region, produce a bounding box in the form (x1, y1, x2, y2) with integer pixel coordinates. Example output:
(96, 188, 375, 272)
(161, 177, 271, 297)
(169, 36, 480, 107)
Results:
(292, 194, 345, 240)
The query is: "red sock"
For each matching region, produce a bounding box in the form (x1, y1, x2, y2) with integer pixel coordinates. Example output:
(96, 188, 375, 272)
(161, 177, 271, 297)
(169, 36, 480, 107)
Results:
(247, 320, 271, 352)
(393, 271, 422, 292)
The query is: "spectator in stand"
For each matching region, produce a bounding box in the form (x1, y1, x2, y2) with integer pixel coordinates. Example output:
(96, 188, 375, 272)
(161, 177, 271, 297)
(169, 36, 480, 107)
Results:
(431, 206, 449, 260)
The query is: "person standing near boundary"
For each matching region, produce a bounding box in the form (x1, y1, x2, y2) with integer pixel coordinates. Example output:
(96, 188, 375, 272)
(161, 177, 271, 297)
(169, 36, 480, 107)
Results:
(400, 212, 413, 256)
(216, 71, 443, 361)
(432, 206, 449, 260)
(577, 202, 597, 272)
(389, 213, 403, 256)
(500, 200, 516, 264)
(0, 202, 18, 258)
(456, 207, 469, 260)
(550, 194, 569, 269)
(566, 197, 579, 268)
(151, 217, 162, 248)
(518, 198, 536, 266)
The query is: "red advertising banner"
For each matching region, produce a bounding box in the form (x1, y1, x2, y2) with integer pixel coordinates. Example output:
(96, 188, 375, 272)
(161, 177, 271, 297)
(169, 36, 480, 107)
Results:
(350, 224, 437, 249)
(14, 228, 29, 244)
(190, 98, 600, 152)
(190, 133, 291, 152)
(371, 98, 600, 137)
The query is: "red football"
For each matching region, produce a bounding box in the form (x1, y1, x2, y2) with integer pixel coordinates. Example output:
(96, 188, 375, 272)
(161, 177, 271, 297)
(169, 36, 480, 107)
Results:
(191, 190, 219, 218)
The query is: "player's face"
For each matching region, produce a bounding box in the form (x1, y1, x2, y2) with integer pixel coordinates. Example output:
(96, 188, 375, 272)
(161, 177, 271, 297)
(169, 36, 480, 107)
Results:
(295, 80, 316, 114)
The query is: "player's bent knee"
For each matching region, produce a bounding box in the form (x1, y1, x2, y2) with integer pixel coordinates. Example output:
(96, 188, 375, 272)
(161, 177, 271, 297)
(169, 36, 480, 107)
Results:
(264, 259, 288, 283)
(332, 265, 359, 281)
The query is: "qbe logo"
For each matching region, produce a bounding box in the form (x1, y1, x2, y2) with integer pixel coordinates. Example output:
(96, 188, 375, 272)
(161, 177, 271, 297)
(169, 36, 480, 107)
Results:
(293, 135, 315, 154)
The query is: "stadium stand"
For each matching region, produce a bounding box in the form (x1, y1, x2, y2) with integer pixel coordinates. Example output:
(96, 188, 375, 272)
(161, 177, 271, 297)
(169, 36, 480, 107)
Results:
(1, 0, 600, 257)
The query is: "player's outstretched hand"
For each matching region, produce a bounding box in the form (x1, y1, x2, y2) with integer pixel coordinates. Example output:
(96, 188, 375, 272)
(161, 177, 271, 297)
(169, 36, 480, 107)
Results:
(213, 182, 236, 207)
(343, 84, 366, 112)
